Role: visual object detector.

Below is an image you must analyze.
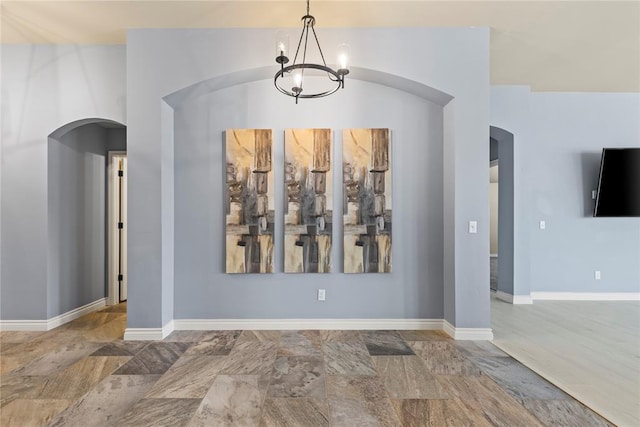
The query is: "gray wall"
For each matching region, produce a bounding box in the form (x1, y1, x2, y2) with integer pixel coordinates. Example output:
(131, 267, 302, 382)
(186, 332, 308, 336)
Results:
(492, 87, 640, 295)
(48, 124, 107, 317)
(490, 138, 499, 162)
(127, 28, 490, 329)
(1, 45, 126, 320)
(173, 79, 444, 319)
(6, 33, 636, 330)
(107, 127, 127, 151)
(528, 93, 640, 293)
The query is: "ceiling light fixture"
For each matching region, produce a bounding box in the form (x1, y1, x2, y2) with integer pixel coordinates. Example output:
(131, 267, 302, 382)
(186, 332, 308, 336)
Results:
(274, 0, 349, 103)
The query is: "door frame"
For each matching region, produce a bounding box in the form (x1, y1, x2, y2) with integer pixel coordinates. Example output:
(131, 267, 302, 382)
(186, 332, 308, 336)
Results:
(107, 151, 127, 305)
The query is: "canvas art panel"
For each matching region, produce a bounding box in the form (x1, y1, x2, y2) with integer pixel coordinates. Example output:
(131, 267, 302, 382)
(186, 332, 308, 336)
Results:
(225, 129, 275, 273)
(343, 128, 392, 273)
(284, 129, 333, 273)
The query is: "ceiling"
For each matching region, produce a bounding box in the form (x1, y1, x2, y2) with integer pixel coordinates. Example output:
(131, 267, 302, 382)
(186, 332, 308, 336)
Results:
(1, 1, 638, 92)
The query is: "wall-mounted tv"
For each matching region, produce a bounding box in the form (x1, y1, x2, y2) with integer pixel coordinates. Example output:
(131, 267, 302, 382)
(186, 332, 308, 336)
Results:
(594, 148, 640, 217)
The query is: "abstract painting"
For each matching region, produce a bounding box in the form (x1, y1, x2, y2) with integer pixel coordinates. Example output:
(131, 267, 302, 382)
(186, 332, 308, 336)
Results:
(284, 129, 333, 273)
(343, 128, 392, 273)
(225, 129, 274, 273)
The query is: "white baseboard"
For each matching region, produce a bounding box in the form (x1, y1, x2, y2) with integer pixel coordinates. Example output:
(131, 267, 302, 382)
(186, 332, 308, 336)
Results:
(496, 291, 533, 305)
(0, 319, 49, 331)
(172, 318, 443, 331)
(123, 328, 165, 340)
(443, 320, 494, 340)
(125, 318, 494, 341)
(124, 320, 175, 341)
(0, 298, 107, 331)
(513, 294, 534, 304)
(531, 292, 640, 301)
(495, 291, 513, 303)
(47, 298, 107, 329)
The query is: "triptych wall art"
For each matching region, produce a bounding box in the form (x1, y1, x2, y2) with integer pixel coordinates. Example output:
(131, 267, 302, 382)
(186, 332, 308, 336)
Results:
(343, 128, 392, 273)
(284, 129, 333, 273)
(225, 128, 391, 274)
(225, 129, 275, 274)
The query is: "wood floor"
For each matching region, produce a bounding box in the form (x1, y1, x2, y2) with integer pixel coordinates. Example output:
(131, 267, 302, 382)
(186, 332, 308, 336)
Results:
(491, 295, 640, 427)
(0, 303, 611, 426)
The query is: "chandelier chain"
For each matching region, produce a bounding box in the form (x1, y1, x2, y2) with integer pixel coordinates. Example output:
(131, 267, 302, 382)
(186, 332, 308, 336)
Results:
(311, 26, 328, 68)
(301, 18, 311, 84)
(292, 17, 306, 66)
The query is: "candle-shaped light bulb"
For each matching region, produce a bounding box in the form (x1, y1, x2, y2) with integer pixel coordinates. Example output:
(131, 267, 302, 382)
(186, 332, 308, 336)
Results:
(275, 31, 289, 63)
(337, 43, 350, 72)
(339, 53, 348, 70)
(292, 72, 303, 95)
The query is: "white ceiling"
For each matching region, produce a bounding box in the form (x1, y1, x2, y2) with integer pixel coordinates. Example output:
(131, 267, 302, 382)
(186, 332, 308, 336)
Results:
(1, 1, 638, 92)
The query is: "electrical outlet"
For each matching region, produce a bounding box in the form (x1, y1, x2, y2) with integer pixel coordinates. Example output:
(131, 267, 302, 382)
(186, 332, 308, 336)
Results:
(318, 289, 326, 301)
(539, 220, 546, 230)
(595, 271, 601, 280)
(468, 221, 477, 234)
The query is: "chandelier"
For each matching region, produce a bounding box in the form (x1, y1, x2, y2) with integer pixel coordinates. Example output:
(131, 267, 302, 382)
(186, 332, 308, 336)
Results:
(274, 0, 349, 103)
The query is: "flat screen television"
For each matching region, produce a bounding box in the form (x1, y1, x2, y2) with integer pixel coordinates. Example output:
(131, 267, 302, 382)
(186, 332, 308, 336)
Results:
(594, 148, 640, 217)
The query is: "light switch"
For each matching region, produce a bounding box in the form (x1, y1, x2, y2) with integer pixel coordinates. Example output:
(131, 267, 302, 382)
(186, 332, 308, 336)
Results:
(539, 220, 546, 230)
(468, 221, 477, 234)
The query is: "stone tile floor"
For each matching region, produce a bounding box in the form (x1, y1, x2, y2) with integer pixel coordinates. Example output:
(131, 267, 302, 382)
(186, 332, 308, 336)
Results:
(0, 304, 612, 426)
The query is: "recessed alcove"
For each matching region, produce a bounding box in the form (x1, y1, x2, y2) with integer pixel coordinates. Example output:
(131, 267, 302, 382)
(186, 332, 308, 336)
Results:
(166, 73, 448, 319)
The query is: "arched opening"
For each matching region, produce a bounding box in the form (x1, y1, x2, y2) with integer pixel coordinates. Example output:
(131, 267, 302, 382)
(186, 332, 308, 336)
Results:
(144, 66, 463, 331)
(489, 125, 516, 301)
(48, 118, 127, 319)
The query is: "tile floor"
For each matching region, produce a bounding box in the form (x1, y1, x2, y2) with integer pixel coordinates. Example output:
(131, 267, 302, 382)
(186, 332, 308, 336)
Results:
(0, 304, 612, 427)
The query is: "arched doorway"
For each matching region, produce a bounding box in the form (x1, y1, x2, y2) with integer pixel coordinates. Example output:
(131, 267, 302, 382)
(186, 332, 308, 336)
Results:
(489, 126, 515, 301)
(48, 118, 127, 317)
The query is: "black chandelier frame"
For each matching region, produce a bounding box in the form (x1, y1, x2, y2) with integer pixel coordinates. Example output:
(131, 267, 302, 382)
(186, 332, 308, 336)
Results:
(274, 1, 349, 103)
